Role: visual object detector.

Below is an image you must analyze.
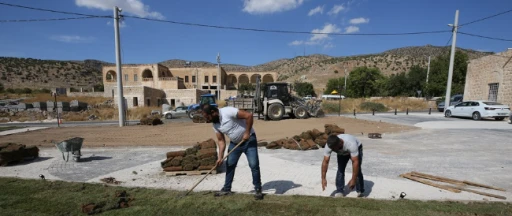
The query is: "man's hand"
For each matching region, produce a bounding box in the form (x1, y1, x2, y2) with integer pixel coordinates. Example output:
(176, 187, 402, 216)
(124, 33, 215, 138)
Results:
(322, 178, 327, 191)
(348, 178, 356, 190)
(216, 158, 223, 167)
(242, 131, 250, 142)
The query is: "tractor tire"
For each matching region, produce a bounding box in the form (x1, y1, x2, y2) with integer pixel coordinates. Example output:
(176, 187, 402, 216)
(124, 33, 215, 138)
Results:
(267, 104, 284, 121)
(165, 113, 173, 119)
(188, 110, 196, 119)
(294, 106, 309, 119)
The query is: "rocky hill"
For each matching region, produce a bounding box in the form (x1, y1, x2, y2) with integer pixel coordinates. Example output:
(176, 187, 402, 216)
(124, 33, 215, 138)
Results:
(0, 45, 493, 91)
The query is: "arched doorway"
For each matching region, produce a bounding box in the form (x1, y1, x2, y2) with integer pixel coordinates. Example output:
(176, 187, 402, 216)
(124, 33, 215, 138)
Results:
(227, 74, 238, 89)
(142, 69, 153, 81)
(106, 70, 116, 82)
(238, 74, 249, 84)
(262, 74, 274, 83)
(250, 74, 260, 84)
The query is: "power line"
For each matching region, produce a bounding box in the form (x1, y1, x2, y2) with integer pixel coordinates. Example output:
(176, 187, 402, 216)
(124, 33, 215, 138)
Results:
(459, 31, 512, 42)
(0, 16, 107, 23)
(124, 15, 450, 36)
(459, 8, 512, 27)
(0, 2, 110, 18)
(444, 34, 452, 46)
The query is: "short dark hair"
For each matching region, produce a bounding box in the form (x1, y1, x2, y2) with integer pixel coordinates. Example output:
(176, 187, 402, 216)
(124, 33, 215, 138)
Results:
(326, 134, 342, 149)
(202, 104, 218, 114)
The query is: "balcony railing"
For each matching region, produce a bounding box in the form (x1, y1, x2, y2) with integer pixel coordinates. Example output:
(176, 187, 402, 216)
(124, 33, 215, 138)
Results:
(142, 78, 154, 81)
(159, 77, 176, 81)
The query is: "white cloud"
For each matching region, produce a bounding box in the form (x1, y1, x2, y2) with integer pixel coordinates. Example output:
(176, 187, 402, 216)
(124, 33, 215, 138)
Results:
(289, 40, 304, 46)
(75, 0, 164, 19)
(344, 26, 360, 34)
(327, 4, 345, 15)
(323, 42, 335, 49)
(308, 5, 324, 16)
(349, 17, 370, 24)
(311, 23, 341, 41)
(242, 0, 304, 14)
(288, 23, 341, 47)
(50, 35, 95, 43)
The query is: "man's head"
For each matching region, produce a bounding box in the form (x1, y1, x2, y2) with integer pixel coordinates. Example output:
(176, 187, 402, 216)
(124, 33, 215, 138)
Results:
(326, 134, 344, 151)
(201, 104, 220, 123)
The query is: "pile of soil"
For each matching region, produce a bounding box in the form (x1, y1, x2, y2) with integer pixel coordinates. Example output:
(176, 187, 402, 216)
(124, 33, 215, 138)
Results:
(161, 138, 218, 172)
(139, 116, 163, 126)
(263, 124, 345, 150)
(81, 190, 134, 215)
(0, 143, 39, 166)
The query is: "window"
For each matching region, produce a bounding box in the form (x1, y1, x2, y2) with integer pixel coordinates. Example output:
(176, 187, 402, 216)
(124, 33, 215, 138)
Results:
(134, 74, 138, 81)
(133, 97, 138, 107)
(185, 76, 189, 82)
(470, 102, 480, 106)
(200, 96, 215, 105)
(483, 102, 503, 105)
(146, 99, 151, 106)
(157, 99, 161, 107)
(192, 76, 196, 83)
(213, 75, 217, 83)
(488, 83, 499, 102)
(124, 74, 128, 81)
(205, 76, 209, 83)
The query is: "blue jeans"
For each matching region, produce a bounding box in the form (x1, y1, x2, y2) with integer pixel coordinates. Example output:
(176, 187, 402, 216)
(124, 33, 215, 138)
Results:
(336, 145, 364, 193)
(222, 133, 262, 191)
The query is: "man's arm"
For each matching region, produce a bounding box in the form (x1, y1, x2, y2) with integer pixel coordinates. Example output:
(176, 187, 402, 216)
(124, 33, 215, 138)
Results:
(348, 156, 360, 190)
(321, 156, 330, 191)
(215, 132, 226, 166)
(237, 109, 253, 141)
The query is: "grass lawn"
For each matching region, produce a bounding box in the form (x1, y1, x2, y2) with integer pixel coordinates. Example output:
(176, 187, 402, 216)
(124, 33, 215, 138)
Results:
(0, 126, 23, 132)
(0, 177, 510, 216)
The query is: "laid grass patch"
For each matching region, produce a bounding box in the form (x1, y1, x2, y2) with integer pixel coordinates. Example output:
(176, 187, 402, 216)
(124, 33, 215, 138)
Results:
(0, 177, 510, 216)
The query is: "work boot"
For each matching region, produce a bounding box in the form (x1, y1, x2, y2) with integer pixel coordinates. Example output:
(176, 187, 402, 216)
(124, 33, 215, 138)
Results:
(214, 189, 233, 197)
(254, 188, 264, 200)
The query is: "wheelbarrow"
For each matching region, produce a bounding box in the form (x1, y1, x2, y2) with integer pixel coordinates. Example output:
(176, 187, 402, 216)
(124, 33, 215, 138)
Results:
(54, 137, 84, 162)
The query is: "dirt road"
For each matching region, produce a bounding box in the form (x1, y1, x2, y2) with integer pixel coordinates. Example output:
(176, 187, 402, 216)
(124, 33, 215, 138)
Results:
(1, 116, 417, 148)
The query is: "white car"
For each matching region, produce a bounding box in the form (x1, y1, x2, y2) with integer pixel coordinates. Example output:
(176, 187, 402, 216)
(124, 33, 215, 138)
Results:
(444, 100, 511, 121)
(162, 106, 188, 119)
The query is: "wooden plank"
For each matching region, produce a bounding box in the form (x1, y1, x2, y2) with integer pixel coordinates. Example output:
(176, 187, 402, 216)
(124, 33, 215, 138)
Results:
(410, 173, 465, 186)
(411, 171, 506, 192)
(164, 170, 218, 176)
(399, 173, 461, 193)
(446, 186, 507, 200)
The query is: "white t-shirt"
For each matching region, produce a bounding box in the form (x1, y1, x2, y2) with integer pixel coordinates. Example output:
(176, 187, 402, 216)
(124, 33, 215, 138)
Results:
(323, 134, 361, 157)
(212, 107, 255, 143)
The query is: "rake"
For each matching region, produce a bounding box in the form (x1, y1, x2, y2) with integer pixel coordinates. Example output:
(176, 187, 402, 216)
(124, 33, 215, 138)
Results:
(176, 139, 246, 199)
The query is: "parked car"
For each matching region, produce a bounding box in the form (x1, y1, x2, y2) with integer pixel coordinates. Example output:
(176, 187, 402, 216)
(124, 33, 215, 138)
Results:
(444, 100, 511, 121)
(162, 106, 189, 119)
(437, 94, 463, 112)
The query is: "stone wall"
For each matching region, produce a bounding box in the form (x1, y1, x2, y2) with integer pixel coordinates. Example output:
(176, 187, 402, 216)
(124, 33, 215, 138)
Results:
(67, 92, 105, 98)
(465, 49, 512, 107)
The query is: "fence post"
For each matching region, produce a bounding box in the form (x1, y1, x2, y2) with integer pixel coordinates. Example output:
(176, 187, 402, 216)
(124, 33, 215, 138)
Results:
(353, 109, 356, 116)
(395, 108, 397, 115)
(429, 108, 432, 115)
(372, 109, 375, 116)
(406, 108, 409, 115)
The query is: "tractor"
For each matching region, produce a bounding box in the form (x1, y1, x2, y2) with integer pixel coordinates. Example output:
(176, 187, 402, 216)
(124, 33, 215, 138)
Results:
(187, 94, 217, 119)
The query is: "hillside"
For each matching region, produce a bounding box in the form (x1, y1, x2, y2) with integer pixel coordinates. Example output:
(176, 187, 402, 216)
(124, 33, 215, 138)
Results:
(0, 45, 493, 92)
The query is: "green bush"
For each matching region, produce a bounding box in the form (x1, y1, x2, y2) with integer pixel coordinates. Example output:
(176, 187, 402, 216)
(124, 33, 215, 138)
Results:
(322, 102, 341, 113)
(359, 102, 387, 112)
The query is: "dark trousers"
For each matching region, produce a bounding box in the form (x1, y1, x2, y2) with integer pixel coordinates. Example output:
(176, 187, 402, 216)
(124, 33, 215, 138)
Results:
(222, 133, 262, 191)
(335, 145, 364, 193)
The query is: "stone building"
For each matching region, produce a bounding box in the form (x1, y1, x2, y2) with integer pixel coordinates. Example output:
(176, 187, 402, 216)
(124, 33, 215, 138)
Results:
(464, 49, 512, 107)
(102, 63, 277, 108)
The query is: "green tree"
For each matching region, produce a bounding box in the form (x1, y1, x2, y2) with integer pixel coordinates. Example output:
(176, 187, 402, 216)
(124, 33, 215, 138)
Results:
(94, 84, 104, 92)
(347, 67, 385, 97)
(425, 50, 469, 97)
(293, 81, 316, 97)
(0, 82, 4, 92)
(323, 77, 345, 95)
(386, 72, 408, 96)
(406, 65, 427, 96)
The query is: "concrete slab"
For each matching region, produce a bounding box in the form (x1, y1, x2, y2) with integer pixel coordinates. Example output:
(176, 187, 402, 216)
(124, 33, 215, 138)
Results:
(0, 127, 48, 136)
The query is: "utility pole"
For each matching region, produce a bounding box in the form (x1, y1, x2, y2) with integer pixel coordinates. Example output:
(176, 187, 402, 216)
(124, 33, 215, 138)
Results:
(114, 6, 125, 127)
(217, 53, 221, 100)
(426, 56, 431, 83)
(444, 10, 459, 112)
(344, 67, 347, 94)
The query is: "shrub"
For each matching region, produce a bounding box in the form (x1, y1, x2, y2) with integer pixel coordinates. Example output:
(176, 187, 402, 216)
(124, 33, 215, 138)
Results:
(359, 102, 387, 112)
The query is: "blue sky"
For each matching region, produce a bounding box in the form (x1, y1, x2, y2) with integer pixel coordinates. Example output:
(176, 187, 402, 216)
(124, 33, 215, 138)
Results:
(0, 0, 511, 66)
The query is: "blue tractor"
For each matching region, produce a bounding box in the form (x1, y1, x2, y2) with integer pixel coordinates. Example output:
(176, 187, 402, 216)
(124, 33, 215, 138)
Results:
(187, 94, 218, 119)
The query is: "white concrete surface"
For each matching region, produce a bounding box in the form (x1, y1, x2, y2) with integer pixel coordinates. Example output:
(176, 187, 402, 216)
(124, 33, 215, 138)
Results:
(415, 120, 512, 129)
(0, 127, 48, 136)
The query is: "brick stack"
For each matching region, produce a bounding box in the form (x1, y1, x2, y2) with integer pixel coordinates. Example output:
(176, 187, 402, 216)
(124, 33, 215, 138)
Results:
(264, 124, 345, 150)
(161, 139, 218, 172)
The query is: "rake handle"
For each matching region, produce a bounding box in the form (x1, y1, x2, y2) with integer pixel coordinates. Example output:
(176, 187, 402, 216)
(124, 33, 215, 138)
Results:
(183, 139, 246, 196)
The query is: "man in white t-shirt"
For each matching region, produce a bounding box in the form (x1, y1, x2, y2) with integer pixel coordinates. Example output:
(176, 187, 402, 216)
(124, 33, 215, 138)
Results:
(201, 104, 263, 200)
(321, 134, 365, 197)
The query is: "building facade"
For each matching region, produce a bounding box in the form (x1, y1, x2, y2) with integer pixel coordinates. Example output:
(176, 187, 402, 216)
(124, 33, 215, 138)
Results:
(464, 49, 512, 107)
(102, 63, 277, 108)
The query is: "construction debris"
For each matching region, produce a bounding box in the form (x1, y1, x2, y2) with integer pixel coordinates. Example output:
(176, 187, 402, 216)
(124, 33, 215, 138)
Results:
(400, 172, 507, 200)
(162, 139, 218, 174)
(81, 190, 134, 215)
(100, 177, 122, 185)
(139, 117, 163, 126)
(265, 124, 345, 151)
(368, 133, 382, 139)
(0, 143, 39, 166)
